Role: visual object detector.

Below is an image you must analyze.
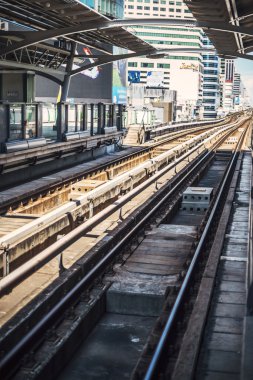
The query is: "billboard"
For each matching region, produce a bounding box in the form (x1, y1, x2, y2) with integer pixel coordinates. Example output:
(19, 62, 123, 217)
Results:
(36, 46, 112, 102)
(169, 60, 202, 102)
(146, 71, 164, 87)
(128, 71, 141, 83)
(112, 47, 127, 104)
(69, 46, 112, 101)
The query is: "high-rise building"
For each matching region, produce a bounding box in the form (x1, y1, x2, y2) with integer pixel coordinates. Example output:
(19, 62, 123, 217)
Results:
(219, 58, 235, 113)
(80, 0, 124, 18)
(125, 0, 222, 120)
(233, 72, 241, 99)
(202, 36, 220, 119)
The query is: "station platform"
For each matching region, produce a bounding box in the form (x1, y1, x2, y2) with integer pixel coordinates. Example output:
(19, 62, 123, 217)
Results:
(0, 144, 143, 211)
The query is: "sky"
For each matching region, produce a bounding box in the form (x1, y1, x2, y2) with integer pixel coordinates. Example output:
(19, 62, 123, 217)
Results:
(235, 58, 253, 104)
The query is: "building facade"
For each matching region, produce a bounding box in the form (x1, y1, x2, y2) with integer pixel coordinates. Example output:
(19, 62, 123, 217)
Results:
(219, 58, 235, 114)
(125, 0, 223, 120)
(80, 0, 124, 18)
(202, 36, 220, 119)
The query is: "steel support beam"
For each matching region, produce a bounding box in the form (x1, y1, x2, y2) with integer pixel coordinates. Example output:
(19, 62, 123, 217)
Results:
(60, 41, 76, 101)
(0, 59, 64, 78)
(69, 48, 216, 77)
(2, 19, 253, 57)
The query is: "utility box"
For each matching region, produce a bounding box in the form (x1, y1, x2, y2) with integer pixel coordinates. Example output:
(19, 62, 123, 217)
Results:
(181, 187, 213, 213)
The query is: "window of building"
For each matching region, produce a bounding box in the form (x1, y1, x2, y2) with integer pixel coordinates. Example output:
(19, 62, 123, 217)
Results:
(128, 5, 134, 8)
(176, 8, 181, 12)
(202, 99, 216, 104)
(137, 5, 142, 9)
(169, 8, 174, 11)
(203, 62, 218, 68)
(157, 63, 170, 68)
(141, 62, 154, 68)
(203, 84, 218, 89)
(136, 31, 199, 39)
(169, 1, 174, 3)
(203, 92, 216, 97)
(153, 6, 158, 10)
(205, 77, 218, 82)
(204, 70, 218, 75)
(144, 6, 150, 9)
(169, 55, 200, 60)
(146, 40, 200, 46)
(128, 62, 138, 67)
(204, 106, 216, 110)
(160, 7, 166, 11)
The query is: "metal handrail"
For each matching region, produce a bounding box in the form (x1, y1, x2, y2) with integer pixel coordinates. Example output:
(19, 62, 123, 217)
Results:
(144, 127, 247, 380)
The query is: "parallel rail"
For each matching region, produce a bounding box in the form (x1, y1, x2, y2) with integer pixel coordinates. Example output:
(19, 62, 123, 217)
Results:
(0, 119, 249, 379)
(0, 119, 245, 285)
(0, 117, 230, 214)
(144, 123, 248, 380)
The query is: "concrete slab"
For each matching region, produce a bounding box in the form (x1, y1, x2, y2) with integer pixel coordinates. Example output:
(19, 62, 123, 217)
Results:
(57, 313, 155, 380)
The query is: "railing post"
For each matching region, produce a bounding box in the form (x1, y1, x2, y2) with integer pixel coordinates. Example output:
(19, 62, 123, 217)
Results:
(2, 246, 10, 277)
(56, 103, 66, 141)
(56, 235, 65, 274)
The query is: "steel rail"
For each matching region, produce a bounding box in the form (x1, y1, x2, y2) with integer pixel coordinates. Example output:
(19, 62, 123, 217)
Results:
(0, 118, 225, 213)
(0, 120, 241, 291)
(143, 125, 248, 380)
(0, 136, 217, 379)
(0, 123, 241, 378)
(0, 142, 208, 295)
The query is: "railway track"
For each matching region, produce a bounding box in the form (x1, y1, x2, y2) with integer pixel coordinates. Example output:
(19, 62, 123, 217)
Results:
(0, 116, 231, 214)
(0, 115, 251, 379)
(0, 117, 244, 281)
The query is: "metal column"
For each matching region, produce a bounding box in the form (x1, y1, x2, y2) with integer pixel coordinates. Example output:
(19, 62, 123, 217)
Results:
(60, 42, 77, 103)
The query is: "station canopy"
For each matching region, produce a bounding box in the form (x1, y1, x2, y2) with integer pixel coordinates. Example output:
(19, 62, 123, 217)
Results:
(186, 0, 253, 59)
(0, 0, 155, 81)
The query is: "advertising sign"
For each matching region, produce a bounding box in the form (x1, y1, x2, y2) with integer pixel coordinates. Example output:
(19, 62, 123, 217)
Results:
(128, 71, 141, 83)
(146, 71, 164, 87)
(36, 45, 112, 102)
(112, 47, 127, 104)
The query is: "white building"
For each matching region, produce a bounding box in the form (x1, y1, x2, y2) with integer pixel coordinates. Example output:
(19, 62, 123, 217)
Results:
(125, 0, 204, 121)
(219, 59, 235, 114)
(218, 59, 251, 113)
(127, 83, 177, 124)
